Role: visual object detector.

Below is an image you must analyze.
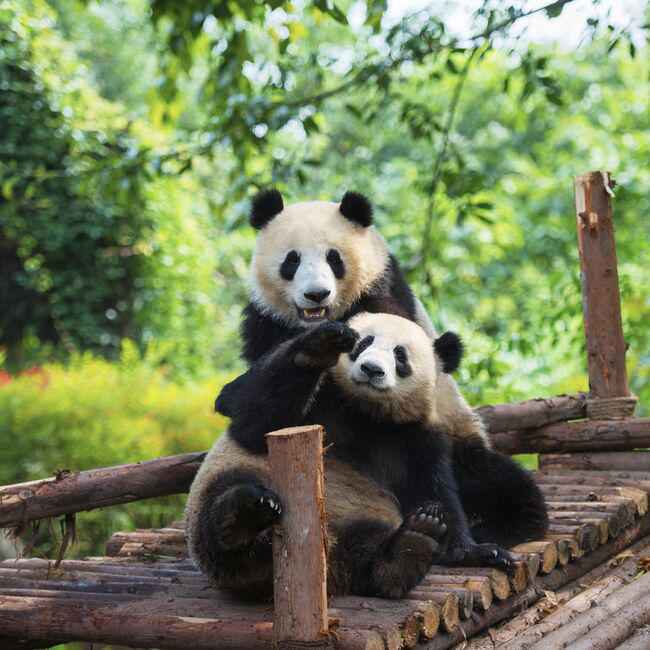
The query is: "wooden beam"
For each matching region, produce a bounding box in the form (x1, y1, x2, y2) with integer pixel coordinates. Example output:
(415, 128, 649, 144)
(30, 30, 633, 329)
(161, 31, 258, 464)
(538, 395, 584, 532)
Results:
(475, 393, 588, 434)
(539, 451, 650, 472)
(267, 425, 331, 650)
(0, 452, 205, 530)
(490, 418, 650, 454)
(574, 171, 629, 398)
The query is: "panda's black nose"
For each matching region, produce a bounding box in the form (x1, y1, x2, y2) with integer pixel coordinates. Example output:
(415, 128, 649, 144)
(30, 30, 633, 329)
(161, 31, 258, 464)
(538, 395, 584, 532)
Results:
(304, 289, 331, 304)
(360, 362, 385, 378)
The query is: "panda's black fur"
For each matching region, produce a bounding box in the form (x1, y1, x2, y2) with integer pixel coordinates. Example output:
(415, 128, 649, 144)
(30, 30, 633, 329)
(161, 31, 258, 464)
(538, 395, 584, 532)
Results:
(191, 317, 519, 600)
(215, 192, 547, 547)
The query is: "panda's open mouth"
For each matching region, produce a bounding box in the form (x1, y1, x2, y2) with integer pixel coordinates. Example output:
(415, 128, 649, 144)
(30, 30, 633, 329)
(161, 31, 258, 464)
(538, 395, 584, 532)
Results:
(297, 306, 331, 321)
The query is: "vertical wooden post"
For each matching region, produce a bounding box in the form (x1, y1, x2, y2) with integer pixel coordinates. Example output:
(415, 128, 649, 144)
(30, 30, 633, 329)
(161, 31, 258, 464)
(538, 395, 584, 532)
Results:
(267, 425, 331, 650)
(574, 171, 629, 398)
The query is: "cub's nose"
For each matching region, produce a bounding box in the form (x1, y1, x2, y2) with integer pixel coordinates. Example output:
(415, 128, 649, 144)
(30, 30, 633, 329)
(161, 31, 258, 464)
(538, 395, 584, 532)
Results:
(304, 289, 331, 304)
(360, 362, 385, 379)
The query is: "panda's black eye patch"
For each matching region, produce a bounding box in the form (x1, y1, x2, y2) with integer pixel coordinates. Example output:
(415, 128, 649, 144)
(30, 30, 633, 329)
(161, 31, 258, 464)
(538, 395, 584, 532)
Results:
(349, 335, 374, 361)
(279, 250, 300, 280)
(326, 248, 345, 279)
(394, 345, 412, 378)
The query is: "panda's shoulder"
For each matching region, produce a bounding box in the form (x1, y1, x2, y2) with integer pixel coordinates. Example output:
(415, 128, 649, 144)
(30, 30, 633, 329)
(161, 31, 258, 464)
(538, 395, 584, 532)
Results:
(348, 255, 416, 321)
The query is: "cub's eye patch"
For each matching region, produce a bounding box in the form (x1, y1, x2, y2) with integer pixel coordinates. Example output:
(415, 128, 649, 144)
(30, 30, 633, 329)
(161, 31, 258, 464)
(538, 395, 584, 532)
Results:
(279, 250, 301, 281)
(394, 345, 412, 378)
(349, 335, 374, 361)
(326, 248, 345, 279)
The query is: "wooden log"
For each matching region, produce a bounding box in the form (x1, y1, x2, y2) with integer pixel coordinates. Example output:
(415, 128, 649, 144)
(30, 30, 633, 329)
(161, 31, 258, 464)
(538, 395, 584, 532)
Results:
(509, 561, 528, 593)
(422, 576, 491, 612)
(539, 451, 650, 472)
(0, 594, 276, 649)
(535, 468, 650, 482)
(427, 566, 510, 600)
(478, 541, 649, 649)
(510, 542, 557, 574)
(546, 499, 631, 523)
(545, 534, 585, 559)
(266, 425, 331, 650)
(548, 514, 610, 544)
(475, 393, 588, 434)
(411, 587, 472, 620)
(419, 512, 650, 650)
(405, 591, 458, 633)
(528, 571, 650, 649)
(547, 523, 599, 551)
(536, 483, 648, 516)
(615, 626, 650, 650)
(331, 628, 385, 650)
(0, 452, 206, 530)
(105, 529, 187, 556)
(491, 418, 650, 455)
(510, 551, 542, 577)
(573, 171, 629, 398)
(547, 593, 650, 650)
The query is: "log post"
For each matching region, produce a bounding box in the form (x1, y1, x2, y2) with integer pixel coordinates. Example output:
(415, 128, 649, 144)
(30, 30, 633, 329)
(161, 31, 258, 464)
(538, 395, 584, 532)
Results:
(266, 425, 331, 650)
(574, 171, 629, 398)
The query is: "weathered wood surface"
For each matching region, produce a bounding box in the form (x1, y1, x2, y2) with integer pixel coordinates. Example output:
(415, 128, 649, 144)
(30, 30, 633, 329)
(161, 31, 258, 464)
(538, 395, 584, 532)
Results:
(490, 418, 650, 455)
(0, 452, 206, 529)
(539, 451, 650, 472)
(475, 393, 588, 434)
(267, 425, 331, 649)
(574, 171, 629, 398)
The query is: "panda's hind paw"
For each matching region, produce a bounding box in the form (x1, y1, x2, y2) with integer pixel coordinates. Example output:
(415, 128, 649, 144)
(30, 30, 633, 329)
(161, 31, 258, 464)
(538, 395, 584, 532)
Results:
(402, 502, 448, 545)
(447, 543, 514, 571)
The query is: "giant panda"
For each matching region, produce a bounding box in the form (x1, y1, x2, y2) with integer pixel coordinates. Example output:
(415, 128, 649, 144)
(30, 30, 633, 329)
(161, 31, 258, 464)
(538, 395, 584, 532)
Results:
(188, 313, 515, 600)
(222, 188, 480, 449)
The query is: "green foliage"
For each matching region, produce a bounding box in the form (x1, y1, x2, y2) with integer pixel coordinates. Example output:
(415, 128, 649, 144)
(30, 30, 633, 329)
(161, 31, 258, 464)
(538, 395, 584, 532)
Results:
(0, 345, 231, 557)
(0, 0, 218, 375)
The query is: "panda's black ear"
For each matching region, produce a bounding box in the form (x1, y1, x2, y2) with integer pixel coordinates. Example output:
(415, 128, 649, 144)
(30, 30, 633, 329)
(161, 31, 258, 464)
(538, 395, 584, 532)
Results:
(339, 191, 373, 227)
(250, 189, 284, 229)
(434, 331, 463, 374)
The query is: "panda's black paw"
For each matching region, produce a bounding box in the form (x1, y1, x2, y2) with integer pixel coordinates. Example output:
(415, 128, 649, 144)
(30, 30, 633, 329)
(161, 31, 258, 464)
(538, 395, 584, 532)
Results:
(446, 542, 514, 571)
(215, 484, 283, 550)
(293, 321, 358, 368)
(403, 502, 448, 545)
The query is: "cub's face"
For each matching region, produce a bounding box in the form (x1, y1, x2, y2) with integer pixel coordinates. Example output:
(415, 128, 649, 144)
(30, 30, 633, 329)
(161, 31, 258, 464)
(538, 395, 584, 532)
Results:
(250, 200, 389, 328)
(332, 313, 439, 423)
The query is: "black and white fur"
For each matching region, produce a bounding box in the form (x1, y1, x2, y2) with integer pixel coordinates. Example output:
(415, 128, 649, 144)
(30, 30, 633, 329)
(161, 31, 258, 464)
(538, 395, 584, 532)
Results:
(189, 314, 516, 600)
(221, 189, 547, 549)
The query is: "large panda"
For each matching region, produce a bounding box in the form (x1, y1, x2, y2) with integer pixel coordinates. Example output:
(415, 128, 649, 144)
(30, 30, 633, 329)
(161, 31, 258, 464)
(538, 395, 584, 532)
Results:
(218, 190, 547, 549)
(188, 313, 515, 600)
(229, 188, 479, 448)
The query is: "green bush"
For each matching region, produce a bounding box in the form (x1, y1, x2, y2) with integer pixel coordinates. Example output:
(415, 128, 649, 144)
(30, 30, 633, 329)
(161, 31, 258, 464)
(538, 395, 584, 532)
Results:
(0, 343, 232, 559)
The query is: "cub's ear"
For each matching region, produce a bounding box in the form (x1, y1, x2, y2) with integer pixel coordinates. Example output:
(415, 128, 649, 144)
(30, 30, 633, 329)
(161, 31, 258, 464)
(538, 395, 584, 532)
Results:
(434, 331, 463, 374)
(339, 191, 373, 227)
(250, 188, 284, 229)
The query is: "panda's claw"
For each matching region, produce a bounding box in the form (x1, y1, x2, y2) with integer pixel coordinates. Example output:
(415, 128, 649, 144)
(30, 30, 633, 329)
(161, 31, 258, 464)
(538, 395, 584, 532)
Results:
(401, 502, 448, 544)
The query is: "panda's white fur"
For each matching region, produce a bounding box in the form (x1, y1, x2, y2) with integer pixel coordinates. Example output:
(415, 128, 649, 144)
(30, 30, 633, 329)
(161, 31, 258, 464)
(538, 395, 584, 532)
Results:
(251, 200, 389, 327)
(334, 312, 488, 444)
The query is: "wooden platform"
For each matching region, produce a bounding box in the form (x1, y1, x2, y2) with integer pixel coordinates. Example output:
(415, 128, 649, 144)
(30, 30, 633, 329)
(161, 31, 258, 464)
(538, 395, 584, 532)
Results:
(1, 468, 649, 650)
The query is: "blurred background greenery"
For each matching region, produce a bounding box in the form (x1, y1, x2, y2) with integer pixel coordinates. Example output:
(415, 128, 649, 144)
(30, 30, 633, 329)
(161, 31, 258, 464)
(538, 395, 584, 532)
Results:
(1, 0, 648, 563)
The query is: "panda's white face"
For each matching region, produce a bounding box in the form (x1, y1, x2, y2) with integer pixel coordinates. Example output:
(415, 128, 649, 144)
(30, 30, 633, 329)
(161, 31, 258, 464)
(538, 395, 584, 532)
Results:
(332, 312, 440, 423)
(250, 201, 389, 328)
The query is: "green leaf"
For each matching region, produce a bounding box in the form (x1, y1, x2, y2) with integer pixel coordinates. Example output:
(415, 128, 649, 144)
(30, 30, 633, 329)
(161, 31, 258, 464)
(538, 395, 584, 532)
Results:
(313, 0, 348, 25)
(546, 3, 565, 18)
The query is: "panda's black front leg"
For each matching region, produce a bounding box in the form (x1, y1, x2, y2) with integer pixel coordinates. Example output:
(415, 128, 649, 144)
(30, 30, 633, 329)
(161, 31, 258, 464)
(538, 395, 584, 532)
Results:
(217, 322, 358, 452)
(428, 451, 515, 572)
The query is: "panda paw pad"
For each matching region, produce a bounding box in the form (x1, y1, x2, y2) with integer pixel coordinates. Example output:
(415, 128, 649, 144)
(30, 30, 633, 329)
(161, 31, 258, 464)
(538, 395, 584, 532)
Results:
(403, 502, 448, 543)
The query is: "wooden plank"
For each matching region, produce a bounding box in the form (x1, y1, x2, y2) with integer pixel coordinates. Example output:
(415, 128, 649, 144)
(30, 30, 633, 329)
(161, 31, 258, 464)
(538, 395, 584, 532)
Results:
(574, 171, 629, 398)
(267, 425, 331, 649)
(0, 452, 205, 530)
(491, 418, 650, 455)
(539, 452, 650, 472)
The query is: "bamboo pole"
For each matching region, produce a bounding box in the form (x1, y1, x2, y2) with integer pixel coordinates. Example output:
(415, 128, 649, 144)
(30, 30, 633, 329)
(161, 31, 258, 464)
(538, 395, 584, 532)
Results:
(574, 171, 629, 398)
(266, 425, 331, 650)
